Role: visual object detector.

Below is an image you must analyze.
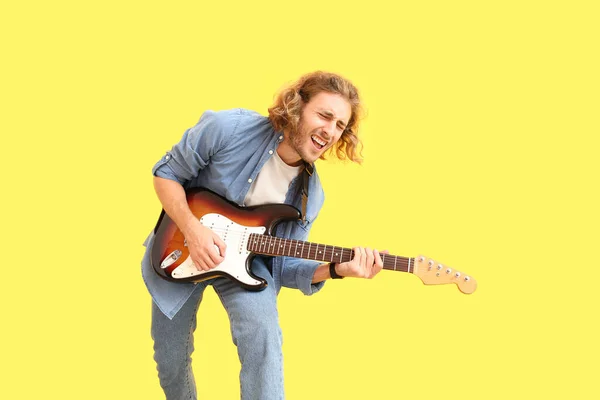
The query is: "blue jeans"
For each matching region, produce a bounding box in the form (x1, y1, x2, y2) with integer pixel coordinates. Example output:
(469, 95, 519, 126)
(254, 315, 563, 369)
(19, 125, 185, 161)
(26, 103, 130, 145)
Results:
(151, 261, 284, 400)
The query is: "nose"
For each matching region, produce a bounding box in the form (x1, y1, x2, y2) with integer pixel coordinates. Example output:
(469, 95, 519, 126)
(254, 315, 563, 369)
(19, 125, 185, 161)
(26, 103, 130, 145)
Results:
(322, 120, 336, 138)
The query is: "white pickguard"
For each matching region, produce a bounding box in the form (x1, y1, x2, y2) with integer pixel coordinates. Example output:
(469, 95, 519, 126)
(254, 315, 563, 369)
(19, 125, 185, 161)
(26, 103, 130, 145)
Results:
(169, 213, 266, 286)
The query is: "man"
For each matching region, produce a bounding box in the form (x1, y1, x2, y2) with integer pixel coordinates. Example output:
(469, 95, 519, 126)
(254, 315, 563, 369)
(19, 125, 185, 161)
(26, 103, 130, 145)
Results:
(141, 71, 384, 400)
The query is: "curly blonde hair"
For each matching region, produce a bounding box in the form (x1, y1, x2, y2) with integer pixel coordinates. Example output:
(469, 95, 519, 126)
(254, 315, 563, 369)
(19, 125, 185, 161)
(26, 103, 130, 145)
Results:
(268, 71, 364, 164)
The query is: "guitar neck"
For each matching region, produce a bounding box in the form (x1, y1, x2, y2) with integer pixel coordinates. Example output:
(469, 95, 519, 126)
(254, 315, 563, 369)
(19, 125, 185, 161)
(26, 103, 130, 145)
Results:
(247, 233, 415, 273)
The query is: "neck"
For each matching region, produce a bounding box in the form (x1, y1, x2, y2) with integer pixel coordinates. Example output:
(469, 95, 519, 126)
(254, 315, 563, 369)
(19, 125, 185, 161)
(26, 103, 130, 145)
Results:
(247, 234, 415, 273)
(277, 134, 303, 167)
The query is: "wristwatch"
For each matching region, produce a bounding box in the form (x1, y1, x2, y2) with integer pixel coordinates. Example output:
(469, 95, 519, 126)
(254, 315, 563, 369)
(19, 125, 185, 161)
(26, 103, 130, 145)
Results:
(329, 262, 344, 279)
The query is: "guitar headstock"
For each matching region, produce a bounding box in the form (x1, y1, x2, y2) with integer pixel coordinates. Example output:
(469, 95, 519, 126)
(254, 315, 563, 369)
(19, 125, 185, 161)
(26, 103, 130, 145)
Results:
(413, 255, 477, 294)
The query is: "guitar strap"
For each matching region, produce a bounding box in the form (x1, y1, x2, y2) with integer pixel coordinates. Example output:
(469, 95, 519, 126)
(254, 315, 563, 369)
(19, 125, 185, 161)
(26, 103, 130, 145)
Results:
(301, 162, 314, 224)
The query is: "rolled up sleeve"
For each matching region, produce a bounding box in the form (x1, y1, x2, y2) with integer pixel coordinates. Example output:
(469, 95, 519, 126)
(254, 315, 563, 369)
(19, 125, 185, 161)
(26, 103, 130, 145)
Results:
(152, 110, 233, 183)
(280, 257, 325, 295)
(278, 213, 326, 295)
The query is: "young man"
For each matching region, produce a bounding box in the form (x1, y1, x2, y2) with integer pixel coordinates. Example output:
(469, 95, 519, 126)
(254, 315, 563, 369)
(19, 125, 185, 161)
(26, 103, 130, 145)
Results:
(141, 71, 384, 400)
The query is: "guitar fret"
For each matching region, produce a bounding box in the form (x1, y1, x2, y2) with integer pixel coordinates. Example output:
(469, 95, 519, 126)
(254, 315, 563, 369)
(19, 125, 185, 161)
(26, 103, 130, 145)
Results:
(246, 234, 412, 275)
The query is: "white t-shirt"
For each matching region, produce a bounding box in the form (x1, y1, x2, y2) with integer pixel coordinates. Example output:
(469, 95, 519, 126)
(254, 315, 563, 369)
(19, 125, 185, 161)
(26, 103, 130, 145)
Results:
(243, 149, 301, 206)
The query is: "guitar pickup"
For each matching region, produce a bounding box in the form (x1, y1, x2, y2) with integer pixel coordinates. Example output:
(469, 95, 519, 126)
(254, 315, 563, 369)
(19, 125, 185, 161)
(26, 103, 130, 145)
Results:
(161, 249, 182, 269)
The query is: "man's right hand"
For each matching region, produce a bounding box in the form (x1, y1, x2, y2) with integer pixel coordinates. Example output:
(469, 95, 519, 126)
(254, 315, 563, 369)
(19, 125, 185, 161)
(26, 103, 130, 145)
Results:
(182, 221, 227, 271)
(153, 176, 228, 272)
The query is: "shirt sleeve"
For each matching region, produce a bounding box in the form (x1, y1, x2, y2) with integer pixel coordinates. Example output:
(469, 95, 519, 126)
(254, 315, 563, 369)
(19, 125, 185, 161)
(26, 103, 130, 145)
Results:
(279, 215, 326, 295)
(152, 110, 235, 184)
(280, 257, 325, 295)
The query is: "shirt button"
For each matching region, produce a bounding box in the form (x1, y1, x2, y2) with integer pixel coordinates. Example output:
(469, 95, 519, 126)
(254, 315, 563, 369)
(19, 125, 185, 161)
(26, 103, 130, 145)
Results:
(269, 150, 273, 154)
(279, 135, 283, 140)
(165, 155, 170, 160)
(248, 178, 253, 183)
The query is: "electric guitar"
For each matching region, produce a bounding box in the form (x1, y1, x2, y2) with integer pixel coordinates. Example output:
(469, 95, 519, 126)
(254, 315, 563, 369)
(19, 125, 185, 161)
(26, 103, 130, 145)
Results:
(151, 188, 477, 294)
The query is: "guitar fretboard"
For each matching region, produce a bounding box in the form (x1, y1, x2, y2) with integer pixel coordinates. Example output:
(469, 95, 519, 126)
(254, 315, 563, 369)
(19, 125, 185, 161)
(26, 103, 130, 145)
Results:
(247, 233, 415, 273)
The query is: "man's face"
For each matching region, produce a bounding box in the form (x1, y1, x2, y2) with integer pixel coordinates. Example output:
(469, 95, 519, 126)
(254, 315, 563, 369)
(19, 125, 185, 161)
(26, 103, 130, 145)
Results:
(286, 91, 352, 165)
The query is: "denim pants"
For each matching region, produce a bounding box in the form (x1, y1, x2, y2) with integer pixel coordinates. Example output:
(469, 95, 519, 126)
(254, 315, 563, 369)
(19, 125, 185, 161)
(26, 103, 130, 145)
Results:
(151, 261, 284, 400)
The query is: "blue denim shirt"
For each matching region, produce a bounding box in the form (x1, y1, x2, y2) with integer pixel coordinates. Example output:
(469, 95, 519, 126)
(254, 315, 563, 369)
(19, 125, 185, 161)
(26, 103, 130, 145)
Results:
(142, 108, 326, 319)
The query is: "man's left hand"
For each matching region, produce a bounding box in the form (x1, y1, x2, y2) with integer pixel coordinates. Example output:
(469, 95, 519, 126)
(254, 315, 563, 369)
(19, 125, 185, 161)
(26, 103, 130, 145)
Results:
(335, 247, 387, 279)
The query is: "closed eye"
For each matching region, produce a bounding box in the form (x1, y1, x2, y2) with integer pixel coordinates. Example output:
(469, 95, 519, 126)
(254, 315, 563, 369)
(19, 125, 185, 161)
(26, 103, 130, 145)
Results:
(319, 112, 346, 131)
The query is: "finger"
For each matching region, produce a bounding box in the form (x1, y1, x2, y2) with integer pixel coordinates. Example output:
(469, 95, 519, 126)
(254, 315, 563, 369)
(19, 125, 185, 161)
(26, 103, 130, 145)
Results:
(352, 247, 362, 263)
(361, 247, 373, 278)
(365, 247, 375, 266)
(365, 247, 375, 278)
(193, 256, 210, 271)
(351, 247, 363, 277)
(213, 234, 227, 259)
(200, 252, 216, 270)
(207, 244, 224, 265)
(373, 249, 384, 278)
(374, 249, 384, 267)
(359, 247, 367, 278)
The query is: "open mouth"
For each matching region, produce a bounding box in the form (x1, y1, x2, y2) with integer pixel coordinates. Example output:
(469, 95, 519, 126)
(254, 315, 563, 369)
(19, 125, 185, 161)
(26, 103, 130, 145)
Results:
(311, 135, 327, 150)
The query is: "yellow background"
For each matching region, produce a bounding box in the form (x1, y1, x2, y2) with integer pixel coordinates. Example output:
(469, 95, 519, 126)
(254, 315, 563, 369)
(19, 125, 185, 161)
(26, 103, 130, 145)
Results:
(1, 1, 598, 399)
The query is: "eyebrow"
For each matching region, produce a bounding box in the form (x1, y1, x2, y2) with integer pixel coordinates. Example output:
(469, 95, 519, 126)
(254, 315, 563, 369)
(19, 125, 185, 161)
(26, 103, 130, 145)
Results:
(318, 109, 348, 128)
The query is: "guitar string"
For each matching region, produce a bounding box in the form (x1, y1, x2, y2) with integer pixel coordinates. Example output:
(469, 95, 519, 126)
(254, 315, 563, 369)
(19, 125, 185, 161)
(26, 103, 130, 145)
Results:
(176, 227, 410, 257)
(166, 227, 412, 268)
(188, 227, 410, 256)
